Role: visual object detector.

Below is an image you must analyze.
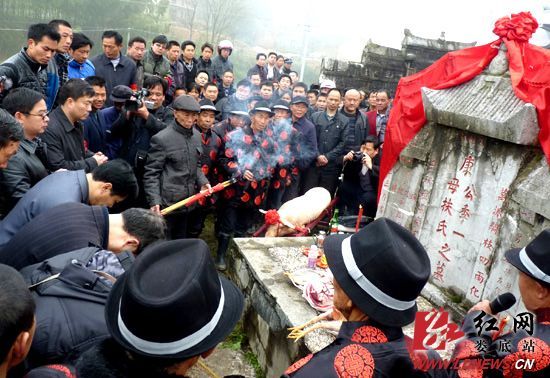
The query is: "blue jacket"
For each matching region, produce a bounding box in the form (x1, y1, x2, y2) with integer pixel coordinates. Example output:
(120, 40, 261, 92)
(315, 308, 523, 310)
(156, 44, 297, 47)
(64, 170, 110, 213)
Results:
(83, 110, 109, 154)
(45, 54, 71, 110)
(0, 169, 89, 248)
(100, 106, 124, 159)
(68, 59, 96, 79)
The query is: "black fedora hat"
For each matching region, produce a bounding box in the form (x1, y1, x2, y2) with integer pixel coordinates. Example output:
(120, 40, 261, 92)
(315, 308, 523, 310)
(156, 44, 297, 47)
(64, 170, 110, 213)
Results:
(105, 239, 244, 359)
(324, 218, 430, 327)
(505, 229, 550, 284)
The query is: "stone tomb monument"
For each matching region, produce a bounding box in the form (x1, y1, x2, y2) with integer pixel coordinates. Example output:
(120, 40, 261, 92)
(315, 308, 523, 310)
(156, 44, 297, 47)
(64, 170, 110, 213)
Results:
(377, 46, 550, 313)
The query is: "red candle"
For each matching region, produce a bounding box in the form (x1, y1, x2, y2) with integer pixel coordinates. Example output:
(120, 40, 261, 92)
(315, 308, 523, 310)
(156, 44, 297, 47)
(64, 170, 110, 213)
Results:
(355, 205, 363, 232)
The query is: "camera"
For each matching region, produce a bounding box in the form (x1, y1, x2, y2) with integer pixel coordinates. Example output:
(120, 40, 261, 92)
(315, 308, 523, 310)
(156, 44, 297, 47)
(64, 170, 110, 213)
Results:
(352, 151, 366, 162)
(125, 88, 155, 112)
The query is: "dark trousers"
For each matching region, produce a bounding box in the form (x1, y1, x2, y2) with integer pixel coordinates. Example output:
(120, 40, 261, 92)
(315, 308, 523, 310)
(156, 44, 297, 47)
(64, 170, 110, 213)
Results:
(338, 180, 377, 218)
(302, 166, 340, 196)
(165, 211, 189, 240)
(216, 204, 252, 238)
(187, 206, 210, 238)
(266, 185, 285, 210)
(360, 191, 378, 219)
(282, 171, 303, 203)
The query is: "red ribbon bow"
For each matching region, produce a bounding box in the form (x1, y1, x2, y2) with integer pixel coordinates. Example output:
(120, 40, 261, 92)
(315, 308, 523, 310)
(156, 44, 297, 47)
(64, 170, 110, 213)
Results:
(493, 11, 538, 42)
(265, 209, 281, 225)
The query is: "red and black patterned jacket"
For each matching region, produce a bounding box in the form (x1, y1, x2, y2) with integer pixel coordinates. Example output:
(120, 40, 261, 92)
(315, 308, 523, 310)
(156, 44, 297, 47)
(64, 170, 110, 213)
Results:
(283, 321, 445, 378)
(450, 309, 550, 377)
(195, 125, 222, 206)
(269, 119, 300, 194)
(218, 124, 276, 208)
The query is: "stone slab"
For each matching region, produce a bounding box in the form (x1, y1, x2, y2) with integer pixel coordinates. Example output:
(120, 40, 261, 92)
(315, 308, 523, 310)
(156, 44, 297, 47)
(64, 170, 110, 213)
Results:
(422, 75, 539, 146)
(227, 237, 316, 378)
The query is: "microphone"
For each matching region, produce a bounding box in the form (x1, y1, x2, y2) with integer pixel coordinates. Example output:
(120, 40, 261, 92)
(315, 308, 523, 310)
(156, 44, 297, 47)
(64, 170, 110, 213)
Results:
(489, 292, 516, 314)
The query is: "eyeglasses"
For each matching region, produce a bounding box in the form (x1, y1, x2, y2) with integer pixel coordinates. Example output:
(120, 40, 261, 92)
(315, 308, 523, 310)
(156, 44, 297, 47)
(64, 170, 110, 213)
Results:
(24, 111, 49, 120)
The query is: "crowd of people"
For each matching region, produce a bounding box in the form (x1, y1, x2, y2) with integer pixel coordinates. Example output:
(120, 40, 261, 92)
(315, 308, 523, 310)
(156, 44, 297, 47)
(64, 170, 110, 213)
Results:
(2, 19, 547, 378)
(0, 21, 391, 271)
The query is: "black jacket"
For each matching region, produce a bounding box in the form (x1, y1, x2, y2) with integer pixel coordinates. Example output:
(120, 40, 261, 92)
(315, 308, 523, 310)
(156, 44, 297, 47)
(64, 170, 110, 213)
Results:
(76, 338, 187, 377)
(284, 321, 441, 377)
(91, 54, 137, 107)
(41, 106, 98, 172)
(0, 138, 48, 213)
(216, 82, 235, 102)
(247, 64, 268, 81)
(110, 106, 173, 172)
(310, 111, 348, 170)
(179, 57, 198, 87)
(21, 247, 132, 369)
(143, 121, 208, 210)
(212, 55, 233, 82)
(343, 153, 380, 192)
(449, 310, 550, 377)
(197, 56, 214, 81)
(340, 108, 369, 154)
(0, 48, 48, 98)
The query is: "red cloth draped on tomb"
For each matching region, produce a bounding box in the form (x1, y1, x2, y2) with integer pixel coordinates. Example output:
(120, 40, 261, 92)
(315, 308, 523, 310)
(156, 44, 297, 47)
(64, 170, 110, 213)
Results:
(379, 12, 550, 198)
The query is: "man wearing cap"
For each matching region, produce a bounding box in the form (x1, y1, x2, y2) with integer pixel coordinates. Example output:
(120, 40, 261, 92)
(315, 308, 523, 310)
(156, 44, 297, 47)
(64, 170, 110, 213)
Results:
(283, 58, 293, 74)
(111, 76, 174, 206)
(449, 230, 550, 376)
(212, 40, 234, 83)
(215, 101, 276, 270)
(143, 95, 210, 239)
(212, 108, 249, 144)
(283, 218, 433, 377)
(187, 99, 221, 239)
(27, 239, 244, 377)
(266, 100, 299, 210)
(283, 96, 318, 201)
(319, 79, 336, 95)
(303, 88, 348, 196)
(101, 84, 133, 159)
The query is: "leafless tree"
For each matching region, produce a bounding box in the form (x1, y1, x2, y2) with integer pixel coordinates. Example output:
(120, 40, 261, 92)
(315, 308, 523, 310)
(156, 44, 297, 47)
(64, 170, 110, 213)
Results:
(203, 0, 246, 43)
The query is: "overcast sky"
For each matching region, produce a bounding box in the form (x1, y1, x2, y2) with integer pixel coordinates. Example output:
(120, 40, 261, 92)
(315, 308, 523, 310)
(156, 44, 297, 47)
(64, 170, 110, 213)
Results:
(269, 0, 550, 61)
